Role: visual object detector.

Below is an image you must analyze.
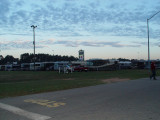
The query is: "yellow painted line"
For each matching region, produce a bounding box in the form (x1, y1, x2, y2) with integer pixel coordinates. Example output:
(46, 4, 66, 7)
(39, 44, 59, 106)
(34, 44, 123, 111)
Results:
(24, 99, 66, 108)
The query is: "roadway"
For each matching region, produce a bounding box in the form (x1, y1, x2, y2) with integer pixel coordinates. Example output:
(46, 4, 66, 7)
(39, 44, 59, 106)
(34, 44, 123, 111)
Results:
(0, 77, 160, 120)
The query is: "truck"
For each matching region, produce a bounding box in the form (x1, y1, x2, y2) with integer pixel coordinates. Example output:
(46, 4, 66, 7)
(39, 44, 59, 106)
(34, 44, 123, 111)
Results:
(73, 65, 88, 72)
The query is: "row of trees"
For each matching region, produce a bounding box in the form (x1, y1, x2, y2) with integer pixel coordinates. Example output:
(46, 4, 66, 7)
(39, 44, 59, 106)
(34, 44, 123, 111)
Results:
(0, 53, 78, 65)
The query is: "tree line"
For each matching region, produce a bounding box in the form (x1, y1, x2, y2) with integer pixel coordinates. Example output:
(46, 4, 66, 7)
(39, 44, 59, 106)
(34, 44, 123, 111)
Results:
(0, 53, 78, 65)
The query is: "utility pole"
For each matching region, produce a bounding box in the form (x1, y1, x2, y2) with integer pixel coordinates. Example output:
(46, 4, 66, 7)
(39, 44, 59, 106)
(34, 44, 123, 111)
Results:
(147, 10, 160, 71)
(31, 25, 37, 71)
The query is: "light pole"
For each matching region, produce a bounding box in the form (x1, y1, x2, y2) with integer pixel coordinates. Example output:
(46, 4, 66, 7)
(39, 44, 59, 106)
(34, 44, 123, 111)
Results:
(52, 50, 54, 61)
(147, 10, 160, 71)
(137, 52, 139, 60)
(31, 25, 37, 71)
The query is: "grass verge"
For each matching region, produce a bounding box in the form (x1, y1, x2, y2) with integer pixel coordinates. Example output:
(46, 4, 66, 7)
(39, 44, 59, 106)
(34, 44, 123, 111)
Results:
(0, 69, 158, 98)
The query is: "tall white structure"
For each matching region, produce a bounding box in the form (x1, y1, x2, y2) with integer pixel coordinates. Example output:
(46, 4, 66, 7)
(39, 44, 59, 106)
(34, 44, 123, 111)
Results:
(79, 50, 84, 61)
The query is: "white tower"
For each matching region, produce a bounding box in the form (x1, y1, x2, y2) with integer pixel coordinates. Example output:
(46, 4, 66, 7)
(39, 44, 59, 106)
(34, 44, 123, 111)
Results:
(79, 50, 84, 61)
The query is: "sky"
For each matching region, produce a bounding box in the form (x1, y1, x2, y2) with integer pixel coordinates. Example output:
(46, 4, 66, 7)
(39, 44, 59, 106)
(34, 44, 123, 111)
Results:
(0, 0, 160, 60)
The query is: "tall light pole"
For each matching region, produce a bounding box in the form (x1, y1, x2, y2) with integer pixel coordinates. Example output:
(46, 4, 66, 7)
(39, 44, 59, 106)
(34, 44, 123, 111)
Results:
(147, 10, 160, 71)
(31, 25, 37, 71)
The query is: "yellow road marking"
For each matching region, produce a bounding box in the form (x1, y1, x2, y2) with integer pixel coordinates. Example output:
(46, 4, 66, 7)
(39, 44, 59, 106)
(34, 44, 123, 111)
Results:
(24, 99, 66, 108)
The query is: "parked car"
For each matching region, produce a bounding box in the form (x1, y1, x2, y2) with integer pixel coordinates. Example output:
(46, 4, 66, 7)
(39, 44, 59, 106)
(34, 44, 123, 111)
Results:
(73, 65, 88, 72)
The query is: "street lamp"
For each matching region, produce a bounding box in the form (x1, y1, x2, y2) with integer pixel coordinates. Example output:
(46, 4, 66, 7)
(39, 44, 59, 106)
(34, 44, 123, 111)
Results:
(31, 25, 37, 71)
(147, 10, 160, 71)
(52, 50, 54, 61)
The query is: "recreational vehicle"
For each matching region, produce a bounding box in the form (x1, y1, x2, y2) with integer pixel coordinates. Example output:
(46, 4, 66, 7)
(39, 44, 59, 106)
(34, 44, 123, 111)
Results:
(21, 63, 30, 71)
(119, 61, 132, 69)
(30, 62, 45, 71)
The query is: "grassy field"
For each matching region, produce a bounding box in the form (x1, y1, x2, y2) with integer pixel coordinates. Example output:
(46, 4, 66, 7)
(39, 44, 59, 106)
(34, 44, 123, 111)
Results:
(0, 69, 159, 98)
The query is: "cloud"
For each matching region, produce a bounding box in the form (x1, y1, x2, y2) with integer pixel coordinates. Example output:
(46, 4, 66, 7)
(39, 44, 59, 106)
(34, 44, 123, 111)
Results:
(15, 0, 25, 7)
(0, 40, 49, 50)
(0, 0, 10, 23)
(133, 41, 160, 47)
(0, 40, 31, 50)
(54, 40, 141, 48)
(0, 0, 159, 39)
(54, 40, 79, 47)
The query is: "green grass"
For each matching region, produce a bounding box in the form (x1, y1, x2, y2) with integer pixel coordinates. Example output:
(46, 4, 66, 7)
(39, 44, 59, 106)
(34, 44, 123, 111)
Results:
(0, 69, 159, 98)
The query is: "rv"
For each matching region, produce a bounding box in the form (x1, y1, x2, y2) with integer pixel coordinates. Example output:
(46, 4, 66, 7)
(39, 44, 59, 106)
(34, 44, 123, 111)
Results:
(119, 61, 132, 69)
(0, 64, 12, 71)
(43, 62, 54, 71)
(54, 61, 69, 71)
(21, 63, 30, 71)
(0, 65, 6, 71)
(30, 62, 45, 71)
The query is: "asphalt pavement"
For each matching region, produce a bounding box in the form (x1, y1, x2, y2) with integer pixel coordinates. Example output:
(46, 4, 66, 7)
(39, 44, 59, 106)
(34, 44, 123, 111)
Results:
(0, 77, 160, 120)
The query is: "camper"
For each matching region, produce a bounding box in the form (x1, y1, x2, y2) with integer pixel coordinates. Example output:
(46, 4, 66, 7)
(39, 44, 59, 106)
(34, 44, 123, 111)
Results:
(0, 64, 12, 71)
(54, 61, 69, 71)
(119, 61, 132, 69)
(30, 62, 45, 71)
(12, 64, 21, 71)
(43, 62, 54, 71)
(21, 63, 30, 71)
(0, 65, 6, 71)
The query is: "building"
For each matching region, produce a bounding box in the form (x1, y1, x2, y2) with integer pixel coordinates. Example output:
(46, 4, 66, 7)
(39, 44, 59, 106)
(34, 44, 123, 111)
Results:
(79, 50, 84, 61)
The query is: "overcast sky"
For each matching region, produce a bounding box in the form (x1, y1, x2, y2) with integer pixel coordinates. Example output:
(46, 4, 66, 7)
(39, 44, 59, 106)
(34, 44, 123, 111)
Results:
(0, 0, 160, 60)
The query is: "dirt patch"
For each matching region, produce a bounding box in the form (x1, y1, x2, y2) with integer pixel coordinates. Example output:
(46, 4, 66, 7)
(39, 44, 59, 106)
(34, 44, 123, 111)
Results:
(102, 78, 130, 83)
